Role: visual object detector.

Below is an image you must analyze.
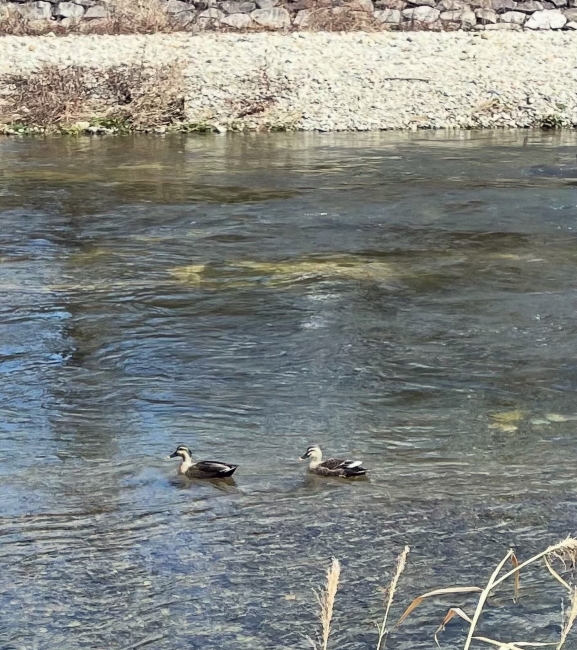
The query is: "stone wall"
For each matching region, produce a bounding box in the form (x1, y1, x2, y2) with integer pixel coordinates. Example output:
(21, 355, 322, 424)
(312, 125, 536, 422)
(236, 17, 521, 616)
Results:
(2, 0, 577, 32)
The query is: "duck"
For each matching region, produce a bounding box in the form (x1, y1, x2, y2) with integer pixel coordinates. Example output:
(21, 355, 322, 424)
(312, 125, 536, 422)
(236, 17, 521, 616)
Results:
(299, 444, 367, 478)
(169, 445, 238, 479)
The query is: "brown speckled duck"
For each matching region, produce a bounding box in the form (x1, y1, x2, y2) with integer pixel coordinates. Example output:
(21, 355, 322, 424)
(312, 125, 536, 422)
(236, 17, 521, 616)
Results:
(169, 445, 238, 479)
(299, 444, 367, 478)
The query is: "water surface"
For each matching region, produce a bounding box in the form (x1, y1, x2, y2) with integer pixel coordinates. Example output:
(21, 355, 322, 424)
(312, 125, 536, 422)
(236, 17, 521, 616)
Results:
(2, 130, 577, 650)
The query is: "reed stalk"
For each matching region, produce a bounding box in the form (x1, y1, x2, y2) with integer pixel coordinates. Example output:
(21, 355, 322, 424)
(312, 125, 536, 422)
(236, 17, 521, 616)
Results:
(376, 546, 410, 650)
(313, 558, 341, 650)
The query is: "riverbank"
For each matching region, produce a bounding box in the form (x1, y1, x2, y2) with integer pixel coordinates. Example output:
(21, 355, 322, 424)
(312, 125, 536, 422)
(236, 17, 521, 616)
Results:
(2, 31, 577, 132)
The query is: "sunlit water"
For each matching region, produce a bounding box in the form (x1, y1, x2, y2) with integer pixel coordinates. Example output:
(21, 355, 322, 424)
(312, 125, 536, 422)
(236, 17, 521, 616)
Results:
(2, 131, 577, 650)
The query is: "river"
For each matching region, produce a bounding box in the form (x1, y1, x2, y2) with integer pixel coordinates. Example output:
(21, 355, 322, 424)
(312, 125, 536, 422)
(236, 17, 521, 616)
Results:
(1, 130, 577, 650)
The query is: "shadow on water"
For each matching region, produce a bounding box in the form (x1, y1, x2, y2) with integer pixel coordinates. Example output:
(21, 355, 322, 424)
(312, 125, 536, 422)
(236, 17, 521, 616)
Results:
(2, 130, 577, 649)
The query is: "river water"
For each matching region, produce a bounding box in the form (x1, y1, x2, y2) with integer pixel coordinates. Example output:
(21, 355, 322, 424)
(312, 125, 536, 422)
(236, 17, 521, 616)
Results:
(1, 131, 577, 650)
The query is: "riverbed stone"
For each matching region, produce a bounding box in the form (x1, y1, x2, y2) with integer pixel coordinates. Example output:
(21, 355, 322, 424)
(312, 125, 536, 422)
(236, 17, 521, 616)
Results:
(500, 8, 526, 19)
(402, 5, 440, 19)
(250, 6, 290, 25)
(406, 0, 436, 7)
(220, 11, 252, 24)
(525, 7, 566, 23)
(374, 7, 401, 19)
(562, 6, 577, 16)
(255, 0, 278, 8)
(54, 2, 85, 17)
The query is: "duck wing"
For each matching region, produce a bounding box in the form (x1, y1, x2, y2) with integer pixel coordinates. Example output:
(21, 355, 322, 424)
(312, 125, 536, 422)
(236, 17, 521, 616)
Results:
(320, 458, 363, 471)
(318, 457, 367, 477)
(192, 461, 238, 478)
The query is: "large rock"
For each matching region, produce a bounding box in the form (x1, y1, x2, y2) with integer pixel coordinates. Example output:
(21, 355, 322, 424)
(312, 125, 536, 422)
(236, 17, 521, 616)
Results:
(500, 8, 526, 18)
(440, 6, 473, 18)
(16, 1, 52, 19)
(198, 7, 225, 17)
(255, 0, 278, 8)
(250, 6, 290, 25)
(406, 0, 436, 7)
(491, 0, 517, 11)
(475, 6, 497, 19)
(220, 11, 252, 24)
(374, 7, 402, 19)
(166, 0, 193, 12)
(54, 1, 85, 17)
(375, 0, 406, 8)
(563, 6, 577, 16)
(293, 7, 311, 24)
(438, 0, 468, 9)
(0, 4, 15, 19)
(355, 0, 375, 10)
(220, 0, 255, 12)
(549, 0, 566, 6)
(83, 4, 108, 17)
(525, 6, 567, 23)
(516, 0, 543, 10)
(402, 4, 440, 19)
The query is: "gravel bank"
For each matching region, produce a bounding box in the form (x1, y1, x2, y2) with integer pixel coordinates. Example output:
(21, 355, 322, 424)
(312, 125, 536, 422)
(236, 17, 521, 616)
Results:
(3, 31, 577, 131)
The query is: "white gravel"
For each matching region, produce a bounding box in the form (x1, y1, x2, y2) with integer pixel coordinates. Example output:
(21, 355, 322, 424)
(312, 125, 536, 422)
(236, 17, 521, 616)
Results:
(2, 31, 577, 130)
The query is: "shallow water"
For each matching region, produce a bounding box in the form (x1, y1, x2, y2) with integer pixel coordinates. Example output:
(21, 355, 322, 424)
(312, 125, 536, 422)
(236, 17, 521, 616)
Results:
(1, 130, 577, 650)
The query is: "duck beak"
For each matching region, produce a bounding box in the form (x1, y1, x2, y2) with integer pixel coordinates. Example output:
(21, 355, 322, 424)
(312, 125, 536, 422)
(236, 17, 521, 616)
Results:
(299, 455, 307, 461)
(169, 451, 179, 458)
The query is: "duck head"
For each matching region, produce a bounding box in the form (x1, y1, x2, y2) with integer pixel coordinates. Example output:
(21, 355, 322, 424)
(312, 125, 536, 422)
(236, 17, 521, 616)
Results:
(169, 445, 194, 474)
(169, 444, 192, 460)
(299, 444, 322, 462)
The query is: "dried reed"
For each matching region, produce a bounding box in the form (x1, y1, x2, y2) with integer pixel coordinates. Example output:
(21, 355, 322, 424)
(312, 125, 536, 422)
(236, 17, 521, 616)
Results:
(311, 558, 341, 650)
(559, 588, 577, 650)
(376, 545, 410, 650)
(106, 0, 175, 34)
(1, 65, 91, 126)
(0, 61, 185, 130)
(396, 536, 577, 650)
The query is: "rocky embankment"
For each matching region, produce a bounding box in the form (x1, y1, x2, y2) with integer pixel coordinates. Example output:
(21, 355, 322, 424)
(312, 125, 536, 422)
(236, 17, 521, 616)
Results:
(2, 31, 577, 131)
(5, 0, 577, 32)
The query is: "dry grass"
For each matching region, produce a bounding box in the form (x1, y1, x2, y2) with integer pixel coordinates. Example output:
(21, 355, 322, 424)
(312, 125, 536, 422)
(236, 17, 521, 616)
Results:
(304, 5, 384, 31)
(309, 538, 577, 650)
(396, 536, 577, 650)
(104, 63, 185, 128)
(376, 546, 410, 650)
(310, 558, 341, 650)
(0, 62, 186, 130)
(104, 0, 179, 35)
(1, 65, 91, 126)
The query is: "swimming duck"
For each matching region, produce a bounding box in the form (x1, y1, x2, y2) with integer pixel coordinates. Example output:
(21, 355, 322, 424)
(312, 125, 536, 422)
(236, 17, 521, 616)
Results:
(169, 445, 238, 479)
(299, 444, 367, 478)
